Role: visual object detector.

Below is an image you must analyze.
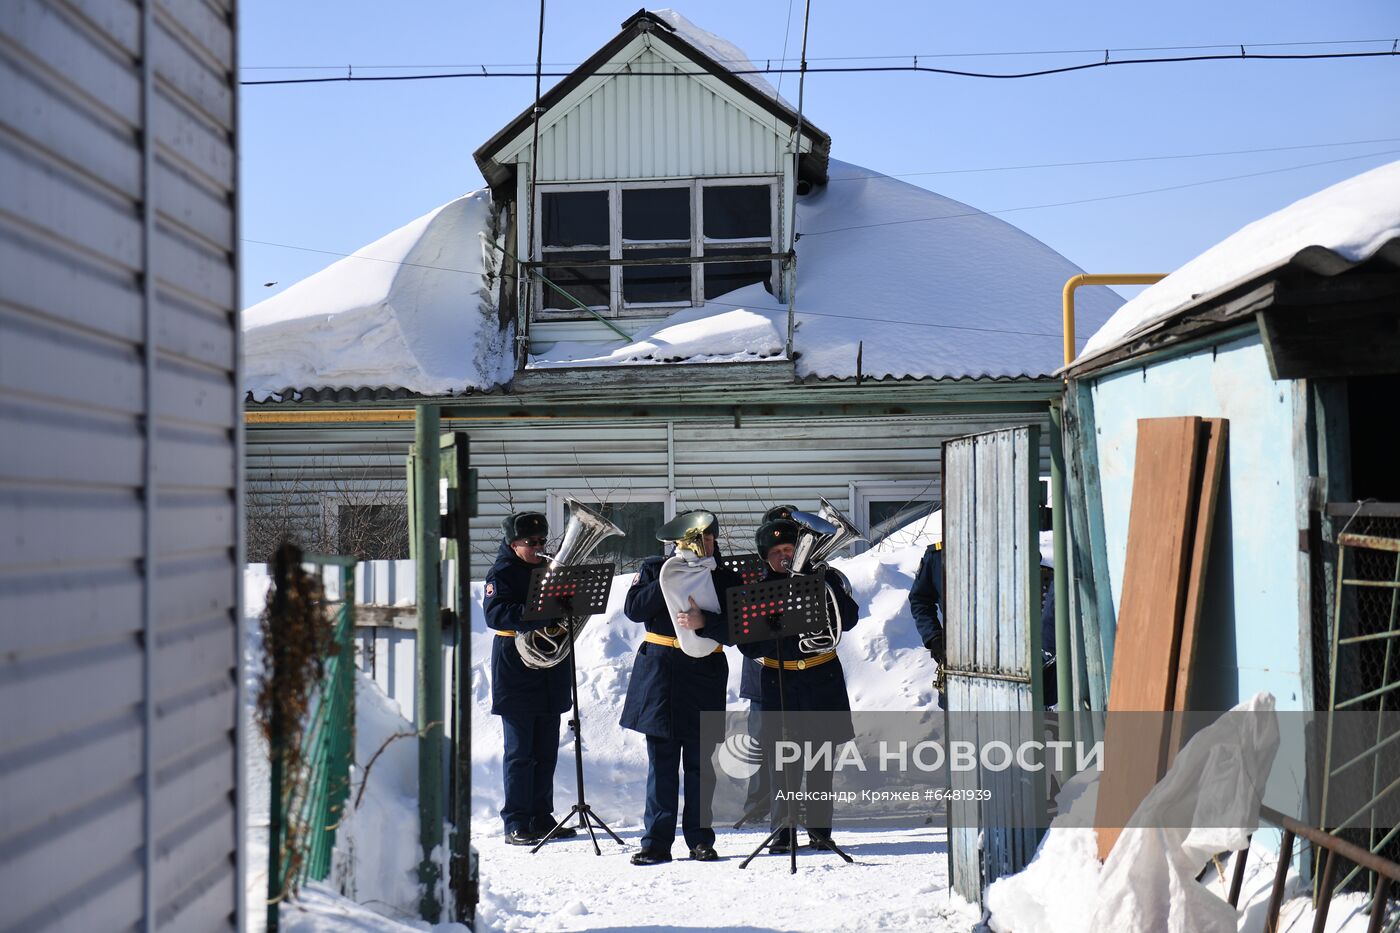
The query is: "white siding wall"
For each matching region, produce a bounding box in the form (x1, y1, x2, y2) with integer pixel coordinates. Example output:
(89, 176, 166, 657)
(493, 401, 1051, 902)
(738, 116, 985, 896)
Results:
(0, 1, 242, 930)
(532, 48, 790, 183)
(246, 413, 1050, 581)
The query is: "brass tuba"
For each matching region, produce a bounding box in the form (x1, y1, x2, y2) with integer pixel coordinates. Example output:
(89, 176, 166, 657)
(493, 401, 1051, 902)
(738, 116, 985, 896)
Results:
(515, 498, 624, 670)
(656, 511, 723, 658)
(788, 496, 865, 655)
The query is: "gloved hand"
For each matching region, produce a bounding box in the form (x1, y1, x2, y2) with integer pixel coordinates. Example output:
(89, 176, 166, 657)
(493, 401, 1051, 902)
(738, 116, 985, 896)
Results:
(924, 633, 946, 666)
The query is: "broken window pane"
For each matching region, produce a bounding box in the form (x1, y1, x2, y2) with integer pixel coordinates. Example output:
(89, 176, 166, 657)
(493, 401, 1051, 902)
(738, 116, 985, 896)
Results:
(704, 245, 772, 299)
(703, 185, 770, 240)
(542, 249, 609, 308)
(622, 188, 690, 242)
(623, 247, 691, 304)
(541, 190, 608, 247)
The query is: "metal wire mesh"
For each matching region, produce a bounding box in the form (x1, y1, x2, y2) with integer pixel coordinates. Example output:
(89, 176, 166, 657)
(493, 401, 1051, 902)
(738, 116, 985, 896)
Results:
(1319, 509, 1400, 901)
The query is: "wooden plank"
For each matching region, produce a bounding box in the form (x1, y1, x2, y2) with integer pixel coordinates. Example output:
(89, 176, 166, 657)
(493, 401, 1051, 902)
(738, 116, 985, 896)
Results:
(1096, 416, 1202, 860)
(1167, 418, 1228, 765)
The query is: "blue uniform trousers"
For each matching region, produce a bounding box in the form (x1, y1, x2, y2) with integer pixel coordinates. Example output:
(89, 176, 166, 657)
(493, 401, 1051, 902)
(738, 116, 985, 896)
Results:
(500, 713, 561, 834)
(742, 698, 771, 814)
(769, 750, 835, 833)
(642, 733, 716, 854)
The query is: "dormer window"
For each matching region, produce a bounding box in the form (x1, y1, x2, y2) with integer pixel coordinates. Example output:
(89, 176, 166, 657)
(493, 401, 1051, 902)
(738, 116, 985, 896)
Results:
(536, 178, 777, 317)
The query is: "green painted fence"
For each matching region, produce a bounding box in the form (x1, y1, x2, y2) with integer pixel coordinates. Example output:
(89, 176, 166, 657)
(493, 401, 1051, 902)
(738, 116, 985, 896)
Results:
(266, 553, 357, 932)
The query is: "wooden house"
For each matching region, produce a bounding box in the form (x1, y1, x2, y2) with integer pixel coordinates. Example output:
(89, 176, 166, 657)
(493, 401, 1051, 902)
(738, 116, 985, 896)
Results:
(243, 9, 1122, 579)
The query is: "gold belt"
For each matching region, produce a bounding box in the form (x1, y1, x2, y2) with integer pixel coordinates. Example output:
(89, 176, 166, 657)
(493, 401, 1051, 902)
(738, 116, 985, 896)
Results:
(759, 651, 837, 671)
(493, 629, 517, 637)
(644, 632, 724, 654)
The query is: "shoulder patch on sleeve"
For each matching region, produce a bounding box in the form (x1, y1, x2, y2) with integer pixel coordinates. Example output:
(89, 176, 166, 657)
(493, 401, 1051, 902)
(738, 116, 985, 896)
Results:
(485, 581, 495, 598)
(630, 573, 641, 587)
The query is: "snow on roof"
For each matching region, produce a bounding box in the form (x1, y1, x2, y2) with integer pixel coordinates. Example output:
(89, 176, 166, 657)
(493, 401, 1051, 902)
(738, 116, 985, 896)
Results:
(531, 305, 785, 369)
(533, 159, 1121, 379)
(650, 8, 790, 108)
(242, 172, 1120, 394)
(1078, 158, 1400, 364)
(242, 190, 514, 401)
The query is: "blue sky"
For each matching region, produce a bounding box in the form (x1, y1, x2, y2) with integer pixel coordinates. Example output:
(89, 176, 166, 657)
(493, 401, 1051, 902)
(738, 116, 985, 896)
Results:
(238, 1, 1399, 307)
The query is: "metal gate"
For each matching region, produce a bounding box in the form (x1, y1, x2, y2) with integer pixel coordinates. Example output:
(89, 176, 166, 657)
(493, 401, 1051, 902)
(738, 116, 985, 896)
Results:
(942, 425, 1048, 903)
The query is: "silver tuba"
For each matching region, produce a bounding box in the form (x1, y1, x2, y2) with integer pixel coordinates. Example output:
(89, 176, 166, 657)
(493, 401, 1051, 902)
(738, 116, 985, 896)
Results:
(515, 498, 624, 670)
(656, 511, 723, 658)
(788, 496, 865, 655)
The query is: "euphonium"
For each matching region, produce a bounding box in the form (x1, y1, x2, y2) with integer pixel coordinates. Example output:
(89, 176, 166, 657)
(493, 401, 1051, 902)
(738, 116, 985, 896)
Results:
(515, 499, 624, 670)
(655, 511, 722, 658)
(788, 497, 865, 655)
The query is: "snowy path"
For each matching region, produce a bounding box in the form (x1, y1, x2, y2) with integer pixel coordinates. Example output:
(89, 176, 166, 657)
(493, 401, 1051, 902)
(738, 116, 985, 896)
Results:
(476, 825, 979, 932)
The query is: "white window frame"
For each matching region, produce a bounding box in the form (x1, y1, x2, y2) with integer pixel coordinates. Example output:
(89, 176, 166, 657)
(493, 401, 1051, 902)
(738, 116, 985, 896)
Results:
(848, 480, 938, 554)
(619, 179, 696, 310)
(533, 176, 779, 319)
(536, 183, 613, 313)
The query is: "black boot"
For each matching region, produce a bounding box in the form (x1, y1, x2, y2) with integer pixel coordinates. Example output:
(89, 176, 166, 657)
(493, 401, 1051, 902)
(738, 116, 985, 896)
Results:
(630, 848, 673, 866)
(688, 843, 719, 862)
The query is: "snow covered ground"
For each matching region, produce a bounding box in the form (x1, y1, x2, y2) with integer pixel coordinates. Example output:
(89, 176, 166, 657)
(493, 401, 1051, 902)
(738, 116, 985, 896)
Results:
(243, 545, 1386, 932)
(475, 824, 977, 932)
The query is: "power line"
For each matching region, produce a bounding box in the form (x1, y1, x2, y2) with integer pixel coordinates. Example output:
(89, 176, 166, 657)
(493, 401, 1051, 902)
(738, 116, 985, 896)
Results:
(239, 36, 1396, 71)
(803, 148, 1400, 237)
(773, 0, 797, 100)
(240, 48, 1397, 86)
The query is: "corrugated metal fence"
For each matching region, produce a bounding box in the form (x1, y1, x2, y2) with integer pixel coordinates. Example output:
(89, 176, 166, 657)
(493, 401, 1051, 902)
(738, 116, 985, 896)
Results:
(0, 1, 243, 930)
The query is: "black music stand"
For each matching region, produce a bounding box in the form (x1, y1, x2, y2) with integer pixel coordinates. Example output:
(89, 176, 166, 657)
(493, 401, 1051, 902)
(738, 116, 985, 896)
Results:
(720, 553, 768, 587)
(723, 553, 776, 830)
(726, 575, 853, 872)
(520, 562, 625, 856)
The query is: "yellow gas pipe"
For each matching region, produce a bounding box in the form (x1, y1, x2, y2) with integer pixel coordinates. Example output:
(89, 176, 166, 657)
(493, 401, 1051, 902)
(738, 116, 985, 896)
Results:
(1062, 273, 1167, 368)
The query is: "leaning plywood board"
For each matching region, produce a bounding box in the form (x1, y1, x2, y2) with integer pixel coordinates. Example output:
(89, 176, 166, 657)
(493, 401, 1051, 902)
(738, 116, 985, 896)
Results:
(1167, 418, 1229, 767)
(1096, 416, 1203, 861)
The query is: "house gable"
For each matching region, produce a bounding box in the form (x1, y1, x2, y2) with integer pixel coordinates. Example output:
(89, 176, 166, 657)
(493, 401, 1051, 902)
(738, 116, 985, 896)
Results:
(474, 10, 829, 191)
(493, 39, 800, 183)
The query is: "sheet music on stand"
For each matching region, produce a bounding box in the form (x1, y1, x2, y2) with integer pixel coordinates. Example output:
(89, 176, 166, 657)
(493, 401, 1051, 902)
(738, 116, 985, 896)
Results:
(720, 553, 768, 587)
(520, 562, 614, 622)
(725, 574, 828, 646)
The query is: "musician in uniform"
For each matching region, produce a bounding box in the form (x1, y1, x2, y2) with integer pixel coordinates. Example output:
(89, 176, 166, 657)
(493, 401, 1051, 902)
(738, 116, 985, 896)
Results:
(484, 511, 576, 845)
(738, 517, 860, 853)
(909, 541, 948, 710)
(738, 505, 798, 823)
(621, 510, 743, 865)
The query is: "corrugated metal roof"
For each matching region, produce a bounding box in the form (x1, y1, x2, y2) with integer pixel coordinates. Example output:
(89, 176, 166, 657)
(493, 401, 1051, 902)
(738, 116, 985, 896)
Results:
(244, 371, 1053, 407)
